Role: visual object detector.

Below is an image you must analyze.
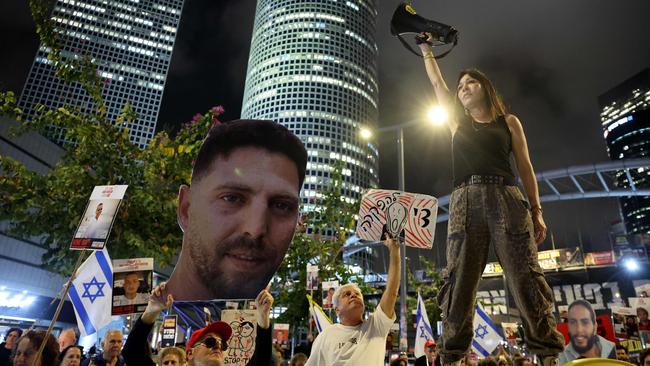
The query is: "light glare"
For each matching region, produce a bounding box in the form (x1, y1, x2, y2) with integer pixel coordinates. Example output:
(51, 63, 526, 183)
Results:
(427, 106, 448, 125)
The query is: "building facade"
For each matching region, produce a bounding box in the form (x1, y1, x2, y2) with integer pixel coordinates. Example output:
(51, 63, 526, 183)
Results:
(600, 68, 650, 234)
(18, 0, 185, 148)
(241, 0, 380, 208)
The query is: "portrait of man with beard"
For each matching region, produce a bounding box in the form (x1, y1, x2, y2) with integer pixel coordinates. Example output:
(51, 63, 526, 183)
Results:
(163, 119, 307, 300)
(559, 300, 616, 365)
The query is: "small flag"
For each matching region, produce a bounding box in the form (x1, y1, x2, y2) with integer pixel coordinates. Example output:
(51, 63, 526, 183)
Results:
(68, 248, 114, 336)
(471, 303, 504, 357)
(307, 294, 332, 333)
(415, 293, 435, 358)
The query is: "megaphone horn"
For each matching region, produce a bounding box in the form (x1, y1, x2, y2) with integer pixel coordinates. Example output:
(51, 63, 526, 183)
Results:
(390, 2, 459, 58)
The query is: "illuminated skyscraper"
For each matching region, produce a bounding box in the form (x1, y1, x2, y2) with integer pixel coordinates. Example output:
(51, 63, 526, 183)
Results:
(241, 0, 379, 207)
(18, 0, 184, 148)
(600, 68, 650, 234)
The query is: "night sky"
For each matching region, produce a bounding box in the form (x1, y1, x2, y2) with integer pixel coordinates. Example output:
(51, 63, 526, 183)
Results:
(2, 1, 650, 265)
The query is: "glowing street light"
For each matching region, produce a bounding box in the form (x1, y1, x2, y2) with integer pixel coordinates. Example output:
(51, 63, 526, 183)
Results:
(360, 127, 372, 140)
(427, 105, 448, 125)
(623, 257, 639, 271)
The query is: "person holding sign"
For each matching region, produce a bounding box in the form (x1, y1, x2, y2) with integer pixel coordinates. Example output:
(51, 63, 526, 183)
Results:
(165, 119, 307, 301)
(305, 235, 400, 366)
(122, 283, 274, 366)
(417, 33, 565, 366)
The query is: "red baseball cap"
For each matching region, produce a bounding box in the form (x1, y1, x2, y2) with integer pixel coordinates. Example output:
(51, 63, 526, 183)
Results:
(186, 321, 232, 353)
(425, 340, 436, 348)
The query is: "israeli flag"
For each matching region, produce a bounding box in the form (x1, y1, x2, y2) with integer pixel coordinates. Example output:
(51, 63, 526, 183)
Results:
(471, 303, 503, 357)
(68, 248, 113, 336)
(307, 294, 332, 333)
(415, 293, 435, 358)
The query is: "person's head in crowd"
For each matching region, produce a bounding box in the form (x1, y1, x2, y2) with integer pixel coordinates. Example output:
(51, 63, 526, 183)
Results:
(424, 339, 438, 362)
(170, 119, 307, 300)
(101, 330, 123, 362)
(122, 272, 141, 299)
(637, 307, 649, 321)
(290, 353, 307, 366)
(389, 359, 407, 366)
(3, 328, 22, 349)
(57, 328, 77, 352)
(567, 300, 598, 354)
(185, 321, 232, 366)
(12, 330, 59, 366)
(94, 202, 103, 219)
(273, 344, 284, 366)
(478, 356, 498, 366)
(640, 348, 650, 366)
(160, 347, 186, 366)
(332, 283, 365, 326)
(615, 344, 629, 362)
(58, 345, 82, 366)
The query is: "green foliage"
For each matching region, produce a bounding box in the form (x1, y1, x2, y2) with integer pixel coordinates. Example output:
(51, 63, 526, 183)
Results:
(407, 255, 442, 327)
(273, 161, 367, 333)
(0, 0, 225, 274)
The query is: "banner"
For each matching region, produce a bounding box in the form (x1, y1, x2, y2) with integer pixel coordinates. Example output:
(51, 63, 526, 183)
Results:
(71, 185, 128, 250)
(221, 309, 257, 366)
(68, 248, 113, 336)
(306, 265, 319, 291)
(584, 251, 615, 266)
(356, 189, 437, 248)
(161, 315, 178, 348)
(111, 258, 153, 315)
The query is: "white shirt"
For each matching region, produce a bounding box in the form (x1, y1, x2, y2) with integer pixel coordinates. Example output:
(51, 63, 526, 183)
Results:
(306, 305, 396, 366)
(113, 293, 149, 306)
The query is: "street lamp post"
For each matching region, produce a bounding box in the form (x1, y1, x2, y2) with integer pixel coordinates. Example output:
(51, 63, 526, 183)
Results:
(366, 118, 427, 352)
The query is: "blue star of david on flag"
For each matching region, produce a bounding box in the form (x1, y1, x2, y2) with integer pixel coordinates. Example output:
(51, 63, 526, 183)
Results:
(81, 276, 106, 304)
(474, 324, 488, 339)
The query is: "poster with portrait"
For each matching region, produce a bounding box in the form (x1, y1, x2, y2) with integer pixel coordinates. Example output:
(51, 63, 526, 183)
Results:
(221, 309, 257, 366)
(273, 323, 290, 349)
(629, 297, 650, 332)
(501, 322, 519, 345)
(111, 258, 153, 315)
(557, 300, 616, 362)
(306, 264, 319, 291)
(321, 280, 339, 310)
(356, 189, 438, 249)
(611, 306, 636, 339)
(635, 283, 650, 298)
(70, 185, 128, 250)
(558, 247, 584, 268)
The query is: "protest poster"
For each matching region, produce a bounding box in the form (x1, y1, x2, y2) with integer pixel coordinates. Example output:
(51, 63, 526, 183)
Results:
(501, 322, 520, 345)
(629, 297, 650, 332)
(111, 258, 153, 315)
(71, 185, 128, 250)
(221, 309, 257, 366)
(321, 280, 339, 310)
(160, 315, 178, 348)
(612, 306, 636, 339)
(356, 189, 437, 248)
(306, 264, 319, 291)
(273, 323, 290, 349)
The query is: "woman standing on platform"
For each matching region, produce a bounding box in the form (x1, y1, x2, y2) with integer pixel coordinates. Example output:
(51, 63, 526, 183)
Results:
(416, 32, 564, 366)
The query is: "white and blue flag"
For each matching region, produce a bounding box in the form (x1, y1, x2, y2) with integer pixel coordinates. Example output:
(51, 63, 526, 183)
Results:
(415, 292, 435, 358)
(471, 303, 504, 357)
(68, 248, 113, 336)
(307, 294, 332, 333)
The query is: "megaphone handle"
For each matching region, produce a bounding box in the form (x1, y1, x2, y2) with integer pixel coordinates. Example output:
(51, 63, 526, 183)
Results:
(397, 34, 457, 59)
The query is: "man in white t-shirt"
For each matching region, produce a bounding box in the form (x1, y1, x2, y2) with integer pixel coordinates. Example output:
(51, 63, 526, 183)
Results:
(306, 235, 400, 366)
(113, 272, 149, 306)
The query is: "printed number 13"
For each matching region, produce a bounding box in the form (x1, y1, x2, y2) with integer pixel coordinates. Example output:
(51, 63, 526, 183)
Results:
(413, 208, 431, 227)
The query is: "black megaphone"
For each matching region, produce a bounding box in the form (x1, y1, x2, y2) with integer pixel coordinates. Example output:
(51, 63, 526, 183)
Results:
(390, 2, 458, 58)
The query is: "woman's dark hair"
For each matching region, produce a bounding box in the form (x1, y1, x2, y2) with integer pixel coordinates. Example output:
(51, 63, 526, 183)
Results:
(13, 330, 59, 366)
(455, 68, 507, 122)
(58, 345, 83, 362)
(5, 327, 22, 339)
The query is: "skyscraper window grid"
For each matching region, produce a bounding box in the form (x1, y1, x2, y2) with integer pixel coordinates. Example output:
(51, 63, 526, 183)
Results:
(242, 0, 379, 209)
(18, 0, 185, 149)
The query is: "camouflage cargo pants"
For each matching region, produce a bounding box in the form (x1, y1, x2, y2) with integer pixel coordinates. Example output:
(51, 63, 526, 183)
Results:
(438, 184, 565, 364)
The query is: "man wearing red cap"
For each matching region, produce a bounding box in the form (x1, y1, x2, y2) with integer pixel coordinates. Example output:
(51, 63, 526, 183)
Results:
(415, 340, 440, 366)
(122, 283, 273, 366)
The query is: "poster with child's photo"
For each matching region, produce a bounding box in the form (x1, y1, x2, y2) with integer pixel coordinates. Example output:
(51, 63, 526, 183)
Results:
(112, 258, 153, 315)
(321, 280, 339, 310)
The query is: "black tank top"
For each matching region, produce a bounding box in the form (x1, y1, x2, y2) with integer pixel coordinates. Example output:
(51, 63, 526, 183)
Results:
(452, 115, 516, 186)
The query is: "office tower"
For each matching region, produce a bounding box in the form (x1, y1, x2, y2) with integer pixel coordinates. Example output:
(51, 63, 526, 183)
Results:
(241, 0, 380, 208)
(600, 68, 650, 234)
(18, 0, 185, 148)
